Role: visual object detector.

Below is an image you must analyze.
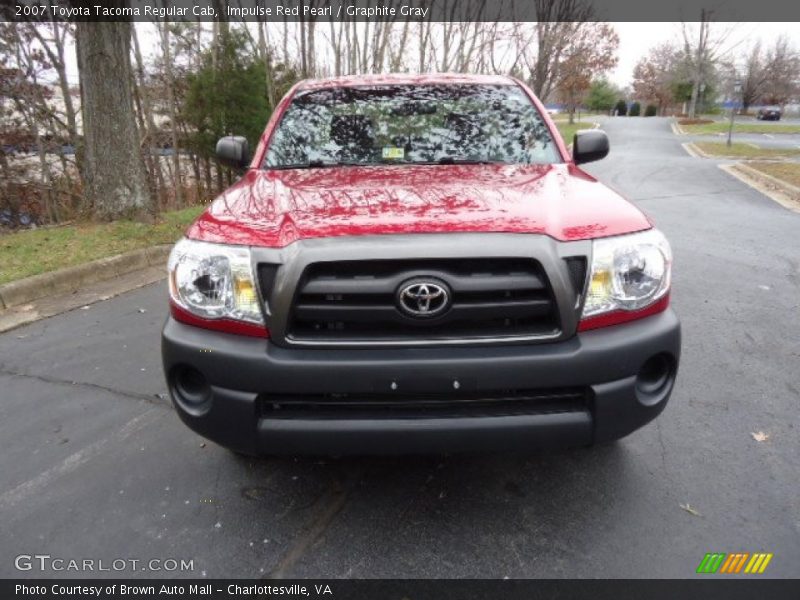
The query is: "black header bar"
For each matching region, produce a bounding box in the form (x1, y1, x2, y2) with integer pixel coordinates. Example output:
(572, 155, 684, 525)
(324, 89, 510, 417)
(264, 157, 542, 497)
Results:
(4, 579, 800, 600)
(2, 0, 800, 22)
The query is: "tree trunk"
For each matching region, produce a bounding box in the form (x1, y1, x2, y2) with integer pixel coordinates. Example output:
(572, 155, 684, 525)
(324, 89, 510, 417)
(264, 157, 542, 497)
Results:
(131, 71, 159, 208)
(687, 76, 701, 119)
(299, 16, 307, 76)
(258, 20, 276, 109)
(203, 156, 212, 196)
(132, 25, 167, 210)
(686, 15, 708, 119)
(159, 23, 183, 209)
(307, 15, 316, 76)
(361, 19, 370, 72)
(190, 155, 202, 203)
(281, 19, 289, 67)
(34, 128, 58, 223)
(330, 20, 343, 76)
(76, 20, 152, 221)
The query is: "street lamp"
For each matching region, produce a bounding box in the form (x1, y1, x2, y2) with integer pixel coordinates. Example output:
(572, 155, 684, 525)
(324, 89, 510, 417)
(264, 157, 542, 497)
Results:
(727, 80, 742, 148)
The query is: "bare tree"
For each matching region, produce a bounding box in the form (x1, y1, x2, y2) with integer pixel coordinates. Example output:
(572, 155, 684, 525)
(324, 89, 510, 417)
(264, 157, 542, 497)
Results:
(76, 20, 152, 220)
(27, 22, 81, 177)
(155, 22, 183, 208)
(681, 14, 739, 118)
(762, 36, 800, 107)
(388, 20, 411, 72)
(0, 23, 84, 222)
(418, 17, 433, 72)
(632, 43, 681, 115)
(739, 42, 768, 113)
(131, 24, 167, 209)
(525, 0, 594, 100)
(257, 20, 276, 108)
(306, 8, 317, 76)
(556, 23, 619, 123)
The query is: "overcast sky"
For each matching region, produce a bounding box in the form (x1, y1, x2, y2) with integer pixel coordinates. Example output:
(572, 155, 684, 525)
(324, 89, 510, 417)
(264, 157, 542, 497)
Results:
(610, 22, 798, 87)
(58, 21, 799, 88)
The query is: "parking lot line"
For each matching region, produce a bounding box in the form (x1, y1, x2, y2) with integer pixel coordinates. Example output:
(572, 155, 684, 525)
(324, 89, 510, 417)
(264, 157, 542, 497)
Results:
(0, 408, 159, 509)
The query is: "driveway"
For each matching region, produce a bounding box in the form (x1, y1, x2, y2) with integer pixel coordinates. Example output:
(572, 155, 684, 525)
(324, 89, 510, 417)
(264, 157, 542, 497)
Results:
(1, 117, 798, 579)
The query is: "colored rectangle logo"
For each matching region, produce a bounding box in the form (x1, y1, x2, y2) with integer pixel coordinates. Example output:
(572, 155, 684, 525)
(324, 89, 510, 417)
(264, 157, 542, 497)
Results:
(697, 552, 773, 574)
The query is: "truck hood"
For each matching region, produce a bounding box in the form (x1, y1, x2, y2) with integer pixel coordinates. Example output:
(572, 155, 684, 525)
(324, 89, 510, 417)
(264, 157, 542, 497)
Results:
(186, 163, 651, 247)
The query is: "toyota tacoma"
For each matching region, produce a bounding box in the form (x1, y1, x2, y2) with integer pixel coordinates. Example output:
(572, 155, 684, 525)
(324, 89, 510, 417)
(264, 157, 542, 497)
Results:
(161, 74, 681, 455)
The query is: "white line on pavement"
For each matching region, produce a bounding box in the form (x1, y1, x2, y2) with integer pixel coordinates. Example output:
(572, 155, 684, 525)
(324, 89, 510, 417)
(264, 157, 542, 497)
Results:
(0, 408, 160, 508)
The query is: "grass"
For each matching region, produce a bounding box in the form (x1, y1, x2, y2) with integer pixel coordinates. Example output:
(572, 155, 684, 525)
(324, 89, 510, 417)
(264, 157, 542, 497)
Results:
(681, 121, 800, 135)
(550, 112, 604, 122)
(0, 205, 205, 285)
(556, 122, 595, 144)
(745, 162, 800, 189)
(694, 142, 800, 159)
(677, 118, 715, 126)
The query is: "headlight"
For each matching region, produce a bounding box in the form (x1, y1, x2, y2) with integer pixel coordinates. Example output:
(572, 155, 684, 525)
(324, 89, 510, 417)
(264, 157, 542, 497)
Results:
(168, 238, 263, 324)
(582, 229, 672, 319)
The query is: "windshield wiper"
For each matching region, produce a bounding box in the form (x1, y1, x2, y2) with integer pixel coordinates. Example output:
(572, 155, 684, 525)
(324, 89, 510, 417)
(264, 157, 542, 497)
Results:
(270, 158, 507, 170)
(436, 156, 505, 165)
(270, 159, 367, 170)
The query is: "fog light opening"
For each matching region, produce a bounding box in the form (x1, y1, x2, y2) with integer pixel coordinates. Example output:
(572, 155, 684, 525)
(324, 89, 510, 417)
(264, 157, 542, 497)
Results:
(173, 366, 211, 408)
(636, 353, 673, 396)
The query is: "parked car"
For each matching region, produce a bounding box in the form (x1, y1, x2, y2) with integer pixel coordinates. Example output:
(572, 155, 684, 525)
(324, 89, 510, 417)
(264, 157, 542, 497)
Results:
(757, 106, 782, 121)
(161, 74, 681, 456)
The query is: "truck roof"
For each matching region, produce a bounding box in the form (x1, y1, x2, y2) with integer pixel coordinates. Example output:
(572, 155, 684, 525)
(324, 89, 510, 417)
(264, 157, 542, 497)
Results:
(296, 72, 517, 91)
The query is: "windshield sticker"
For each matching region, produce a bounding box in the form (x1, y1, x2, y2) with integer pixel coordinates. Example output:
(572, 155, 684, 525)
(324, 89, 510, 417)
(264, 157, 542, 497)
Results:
(382, 147, 405, 160)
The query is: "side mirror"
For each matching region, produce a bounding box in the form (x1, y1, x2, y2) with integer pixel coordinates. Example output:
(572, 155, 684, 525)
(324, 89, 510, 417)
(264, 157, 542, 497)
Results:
(216, 136, 250, 170)
(573, 130, 609, 165)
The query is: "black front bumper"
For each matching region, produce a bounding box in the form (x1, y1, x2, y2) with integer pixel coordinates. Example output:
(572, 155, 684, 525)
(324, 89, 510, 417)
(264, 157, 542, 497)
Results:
(161, 309, 680, 455)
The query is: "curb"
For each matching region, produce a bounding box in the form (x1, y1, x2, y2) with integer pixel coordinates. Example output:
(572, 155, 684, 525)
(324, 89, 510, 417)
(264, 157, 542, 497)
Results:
(720, 164, 800, 214)
(682, 142, 707, 158)
(680, 142, 797, 162)
(0, 245, 171, 310)
(736, 162, 800, 196)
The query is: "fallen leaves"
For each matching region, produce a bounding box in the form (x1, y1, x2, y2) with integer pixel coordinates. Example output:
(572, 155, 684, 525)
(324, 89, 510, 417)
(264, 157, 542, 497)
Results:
(680, 503, 702, 517)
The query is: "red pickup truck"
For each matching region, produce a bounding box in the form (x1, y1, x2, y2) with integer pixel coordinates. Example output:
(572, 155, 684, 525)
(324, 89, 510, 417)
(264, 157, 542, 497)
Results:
(161, 73, 680, 455)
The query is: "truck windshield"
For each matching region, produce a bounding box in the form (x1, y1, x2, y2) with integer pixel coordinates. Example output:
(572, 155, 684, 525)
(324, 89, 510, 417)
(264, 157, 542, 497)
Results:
(263, 84, 560, 169)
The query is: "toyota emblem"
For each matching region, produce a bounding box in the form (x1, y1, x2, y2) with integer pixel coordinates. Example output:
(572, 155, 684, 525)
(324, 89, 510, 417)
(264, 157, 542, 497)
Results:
(397, 279, 451, 318)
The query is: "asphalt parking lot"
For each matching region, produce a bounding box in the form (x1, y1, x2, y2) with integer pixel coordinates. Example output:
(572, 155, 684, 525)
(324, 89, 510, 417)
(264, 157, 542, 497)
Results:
(687, 131, 800, 152)
(1, 117, 798, 579)
(681, 116, 800, 151)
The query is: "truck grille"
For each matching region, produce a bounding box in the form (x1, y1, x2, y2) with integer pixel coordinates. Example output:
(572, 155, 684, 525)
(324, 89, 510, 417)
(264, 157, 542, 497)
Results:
(284, 258, 560, 344)
(259, 387, 589, 419)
